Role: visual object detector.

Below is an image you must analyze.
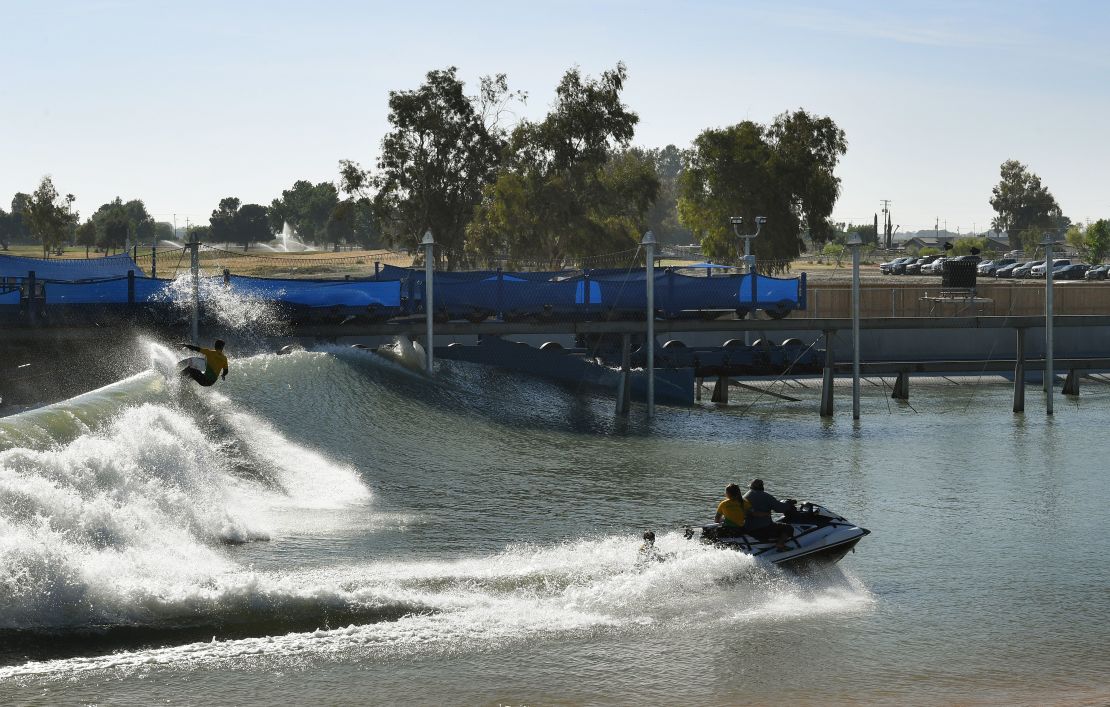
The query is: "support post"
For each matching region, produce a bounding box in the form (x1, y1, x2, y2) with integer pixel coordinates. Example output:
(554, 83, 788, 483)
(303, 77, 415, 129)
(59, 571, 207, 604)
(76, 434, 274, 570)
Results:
(820, 330, 834, 417)
(642, 231, 656, 418)
(616, 333, 631, 417)
(849, 234, 862, 420)
(223, 268, 231, 287)
(1062, 369, 1080, 396)
(1043, 234, 1056, 415)
(189, 237, 200, 344)
(151, 243, 157, 279)
(1013, 328, 1025, 413)
(127, 269, 135, 304)
(892, 371, 909, 400)
(695, 376, 703, 401)
(422, 230, 435, 375)
(711, 376, 730, 404)
(26, 270, 37, 326)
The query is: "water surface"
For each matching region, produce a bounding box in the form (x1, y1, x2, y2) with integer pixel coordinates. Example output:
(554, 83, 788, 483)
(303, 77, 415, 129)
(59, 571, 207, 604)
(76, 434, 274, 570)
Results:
(1, 346, 1106, 705)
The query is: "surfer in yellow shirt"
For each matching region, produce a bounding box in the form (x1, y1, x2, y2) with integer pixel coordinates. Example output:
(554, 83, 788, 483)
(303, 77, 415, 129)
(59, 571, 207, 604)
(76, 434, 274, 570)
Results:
(714, 483, 752, 538)
(178, 340, 229, 387)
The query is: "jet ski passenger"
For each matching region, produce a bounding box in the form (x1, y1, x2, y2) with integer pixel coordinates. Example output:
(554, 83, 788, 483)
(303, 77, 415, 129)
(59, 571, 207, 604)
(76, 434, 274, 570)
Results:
(742, 479, 793, 552)
(714, 483, 752, 538)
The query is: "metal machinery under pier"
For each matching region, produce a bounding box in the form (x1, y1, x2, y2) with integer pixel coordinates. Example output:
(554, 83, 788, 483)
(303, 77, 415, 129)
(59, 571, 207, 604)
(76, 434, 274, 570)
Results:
(7, 315, 1110, 418)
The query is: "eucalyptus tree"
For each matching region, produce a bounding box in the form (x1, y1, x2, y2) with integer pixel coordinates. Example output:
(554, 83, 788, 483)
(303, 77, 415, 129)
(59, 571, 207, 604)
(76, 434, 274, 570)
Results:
(990, 160, 1064, 251)
(372, 67, 519, 268)
(26, 176, 78, 257)
(468, 62, 658, 268)
(268, 180, 339, 244)
(678, 110, 847, 270)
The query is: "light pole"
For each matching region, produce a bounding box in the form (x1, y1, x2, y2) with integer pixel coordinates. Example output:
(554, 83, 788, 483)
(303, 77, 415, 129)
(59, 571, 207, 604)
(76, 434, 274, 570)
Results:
(730, 215, 766, 271)
(642, 230, 656, 418)
(422, 229, 435, 375)
(1042, 232, 1059, 415)
(730, 216, 766, 345)
(848, 231, 863, 421)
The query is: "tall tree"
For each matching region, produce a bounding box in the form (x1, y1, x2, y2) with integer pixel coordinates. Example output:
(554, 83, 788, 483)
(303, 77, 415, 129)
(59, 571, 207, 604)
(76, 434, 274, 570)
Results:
(0, 208, 12, 250)
(373, 67, 517, 268)
(1085, 219, 1110, 264)
(677, 110, 847, 270)
(7, 193, 32, 245)
(90, 198, 130, 253)
(234, 204, 270, 251)
(989, 160, 1064, 249)
(642, 144, 693, 246)
(268, 180, 339, 244)
(153, 222, 175, 240)
(209, 197, 241, 246)
(325, 200, 356, 250)
(468, 63, 658, 267)
(26, 176, 78, 257)
(122, 199, 155, 244)
(76, 219, 98, 257)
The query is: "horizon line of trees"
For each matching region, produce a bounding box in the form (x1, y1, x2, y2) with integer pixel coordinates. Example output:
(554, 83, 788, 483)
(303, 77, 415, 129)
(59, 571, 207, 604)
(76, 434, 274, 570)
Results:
(5, 63, 1099, 270)
(2, 63, 848, 272)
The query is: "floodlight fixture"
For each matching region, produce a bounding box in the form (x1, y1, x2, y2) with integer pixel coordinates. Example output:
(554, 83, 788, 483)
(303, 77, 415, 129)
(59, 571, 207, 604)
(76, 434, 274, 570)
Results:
(421, 229, 434, 246)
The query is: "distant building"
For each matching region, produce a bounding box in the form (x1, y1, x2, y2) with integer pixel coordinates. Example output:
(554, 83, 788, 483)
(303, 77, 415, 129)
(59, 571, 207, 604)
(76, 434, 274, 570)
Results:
(901, 235, 1009, 253)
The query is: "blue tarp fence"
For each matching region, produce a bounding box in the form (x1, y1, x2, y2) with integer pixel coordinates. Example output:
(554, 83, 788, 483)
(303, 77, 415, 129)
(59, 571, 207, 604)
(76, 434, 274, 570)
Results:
(0, 254, 145, 280)
(226, 276, 401, 308)
(1, 257, 804, 317)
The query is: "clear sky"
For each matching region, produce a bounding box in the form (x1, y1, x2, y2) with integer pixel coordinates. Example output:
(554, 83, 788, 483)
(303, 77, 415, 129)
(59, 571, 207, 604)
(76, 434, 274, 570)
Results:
(2, 0, 1107, 235)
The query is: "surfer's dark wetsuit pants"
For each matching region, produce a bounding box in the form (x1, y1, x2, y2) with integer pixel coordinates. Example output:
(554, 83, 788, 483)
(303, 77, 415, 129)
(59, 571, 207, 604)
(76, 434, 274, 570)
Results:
(181, 367, 219, 387)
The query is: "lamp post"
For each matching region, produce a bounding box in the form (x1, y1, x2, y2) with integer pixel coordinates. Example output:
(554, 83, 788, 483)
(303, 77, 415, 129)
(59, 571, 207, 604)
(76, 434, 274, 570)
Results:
(422, 229, 435, 375)
(1042, 232, 1059, 415)
(730, 216, 766, 345)
(642, 230, 656, 418)
(848, 231, 863, 421)
(729, 215, 766, 272)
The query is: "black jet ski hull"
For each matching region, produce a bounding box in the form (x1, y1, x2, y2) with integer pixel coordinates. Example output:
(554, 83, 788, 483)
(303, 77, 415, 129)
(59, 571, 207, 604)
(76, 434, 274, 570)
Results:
(686, 502, 870, 568)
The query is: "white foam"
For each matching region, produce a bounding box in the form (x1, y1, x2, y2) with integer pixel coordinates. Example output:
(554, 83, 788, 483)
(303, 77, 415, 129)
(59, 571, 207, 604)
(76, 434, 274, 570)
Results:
(198, 388, 371, 510)
(154, 274, 283, 332)
(0, 392, 372, 631)
(0, 534, 874, 681)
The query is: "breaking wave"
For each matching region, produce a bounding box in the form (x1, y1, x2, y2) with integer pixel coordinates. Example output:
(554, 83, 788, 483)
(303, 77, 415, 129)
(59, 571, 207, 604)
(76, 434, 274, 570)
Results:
(0, 532, 872, 680)
(0, 341, 872, 684)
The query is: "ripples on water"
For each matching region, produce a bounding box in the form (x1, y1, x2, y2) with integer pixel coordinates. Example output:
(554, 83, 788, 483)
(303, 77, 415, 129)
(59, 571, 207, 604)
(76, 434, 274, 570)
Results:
(0, 344, 1107, 705)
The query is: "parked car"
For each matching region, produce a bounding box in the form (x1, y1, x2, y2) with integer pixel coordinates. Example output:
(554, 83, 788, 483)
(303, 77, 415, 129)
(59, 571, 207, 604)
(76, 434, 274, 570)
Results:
(1012, 260, 1044, 278)
(952, 255, 983, 265)
(1085, 264, 1109, 280)
(880, 257, 914, 275)
(922, 257, 949, 275)
(1053, 263, 1090, 280)
(893, 257, 919, 275)
(1030, 259, 1070, 277)
(996, 261, 1027, 278)
(905, 255, 939, 275)
(980, 258, 1016, 276)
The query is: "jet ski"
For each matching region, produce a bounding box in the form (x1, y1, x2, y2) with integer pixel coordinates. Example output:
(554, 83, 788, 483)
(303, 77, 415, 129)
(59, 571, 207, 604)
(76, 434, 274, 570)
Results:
(684, 501, 870, 567)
